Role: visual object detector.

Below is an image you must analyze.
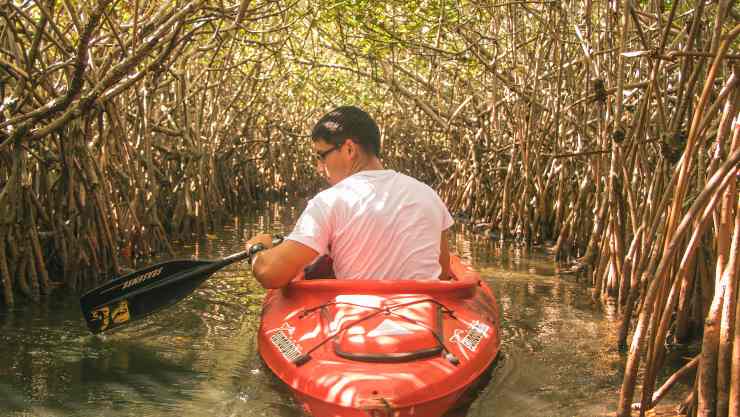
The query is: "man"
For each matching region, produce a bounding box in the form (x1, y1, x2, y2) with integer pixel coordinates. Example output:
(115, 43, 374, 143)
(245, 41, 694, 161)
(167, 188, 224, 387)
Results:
(246, 106, 453, 288)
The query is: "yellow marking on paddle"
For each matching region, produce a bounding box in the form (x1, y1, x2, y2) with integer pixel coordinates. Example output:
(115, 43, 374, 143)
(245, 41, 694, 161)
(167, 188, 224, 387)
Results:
(91, 306, 110, 331)
(111, 300, 130, 325)
(91, 300, 130, 332)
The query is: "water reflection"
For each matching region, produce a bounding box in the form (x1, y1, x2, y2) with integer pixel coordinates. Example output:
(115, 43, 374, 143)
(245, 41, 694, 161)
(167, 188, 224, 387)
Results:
(1, 204, 622, 417)
(458, 234, 622, 417)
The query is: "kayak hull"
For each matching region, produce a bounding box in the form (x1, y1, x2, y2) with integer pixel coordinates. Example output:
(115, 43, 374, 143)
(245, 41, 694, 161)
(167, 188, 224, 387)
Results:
(293, 388, 463, 417)
(258, 256, 500, 417)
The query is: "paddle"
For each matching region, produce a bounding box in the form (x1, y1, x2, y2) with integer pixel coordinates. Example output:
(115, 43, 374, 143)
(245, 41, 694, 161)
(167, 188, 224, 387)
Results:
(80, 236, 282, 334)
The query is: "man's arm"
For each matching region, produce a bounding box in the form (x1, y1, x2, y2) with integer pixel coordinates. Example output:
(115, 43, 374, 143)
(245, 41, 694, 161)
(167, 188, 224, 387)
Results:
(246, 234, 319, 288)
(439, 230, 451, 280)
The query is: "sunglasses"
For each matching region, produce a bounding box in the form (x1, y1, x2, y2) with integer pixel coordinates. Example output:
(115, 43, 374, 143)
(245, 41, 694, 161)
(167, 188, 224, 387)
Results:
(315, 142, 344, 162)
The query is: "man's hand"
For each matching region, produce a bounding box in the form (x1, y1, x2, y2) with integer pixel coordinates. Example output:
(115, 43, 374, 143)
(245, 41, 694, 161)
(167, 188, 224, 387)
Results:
(245, 233, 276, 251)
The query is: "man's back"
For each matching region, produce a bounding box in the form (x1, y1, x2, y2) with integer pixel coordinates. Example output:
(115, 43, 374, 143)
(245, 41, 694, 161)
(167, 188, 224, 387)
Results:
(287, 170, 453, 280)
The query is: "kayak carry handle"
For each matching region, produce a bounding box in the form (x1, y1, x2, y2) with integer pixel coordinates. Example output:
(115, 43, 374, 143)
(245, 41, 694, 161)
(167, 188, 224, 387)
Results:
(293, 354, 311, 366)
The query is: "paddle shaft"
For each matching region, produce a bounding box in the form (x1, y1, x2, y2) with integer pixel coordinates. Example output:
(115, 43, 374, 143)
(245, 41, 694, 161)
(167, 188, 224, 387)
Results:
(113, 250, 251, 303)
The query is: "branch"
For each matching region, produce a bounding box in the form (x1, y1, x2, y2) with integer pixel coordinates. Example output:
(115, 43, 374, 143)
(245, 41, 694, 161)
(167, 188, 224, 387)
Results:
(2, 0, 109, 143)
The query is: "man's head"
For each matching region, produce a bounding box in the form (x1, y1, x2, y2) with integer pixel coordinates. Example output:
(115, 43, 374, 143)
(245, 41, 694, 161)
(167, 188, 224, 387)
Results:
(311, 106, 381, 156)
(311, 106, 382, 185)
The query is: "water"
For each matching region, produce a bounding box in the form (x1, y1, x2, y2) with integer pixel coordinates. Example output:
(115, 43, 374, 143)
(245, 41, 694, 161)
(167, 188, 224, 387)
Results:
(0, 206, 626, 417)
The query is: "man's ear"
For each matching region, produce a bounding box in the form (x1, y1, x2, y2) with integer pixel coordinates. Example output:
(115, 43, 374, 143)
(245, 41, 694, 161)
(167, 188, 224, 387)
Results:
(346, 139, 357, 157)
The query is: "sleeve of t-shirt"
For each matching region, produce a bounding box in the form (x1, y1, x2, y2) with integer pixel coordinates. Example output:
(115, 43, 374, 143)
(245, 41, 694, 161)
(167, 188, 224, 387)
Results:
(436, 191, 454, 231)
(286, 196, 331, 256)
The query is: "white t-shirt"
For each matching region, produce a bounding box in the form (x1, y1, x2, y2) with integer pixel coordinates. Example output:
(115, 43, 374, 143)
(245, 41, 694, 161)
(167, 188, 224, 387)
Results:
(286, 170, 454, 280)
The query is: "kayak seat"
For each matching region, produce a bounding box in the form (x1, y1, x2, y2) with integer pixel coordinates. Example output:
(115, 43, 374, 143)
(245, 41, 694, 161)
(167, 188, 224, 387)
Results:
(304, 255, 336, 280)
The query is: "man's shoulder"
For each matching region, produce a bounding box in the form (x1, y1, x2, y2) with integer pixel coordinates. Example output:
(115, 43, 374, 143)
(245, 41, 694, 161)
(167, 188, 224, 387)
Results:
(309, 181, 361, 208)
(393, 172, 436, 192)
(311, 186, 342, 204)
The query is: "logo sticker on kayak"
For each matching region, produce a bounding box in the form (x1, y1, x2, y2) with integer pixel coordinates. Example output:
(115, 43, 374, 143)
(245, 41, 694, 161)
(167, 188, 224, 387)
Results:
(450, 320, 491, 352)
(268, 323, 302, 362)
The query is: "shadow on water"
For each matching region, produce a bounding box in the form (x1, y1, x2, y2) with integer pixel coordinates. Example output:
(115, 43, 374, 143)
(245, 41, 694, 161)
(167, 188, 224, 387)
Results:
(1, 205, 626, 417)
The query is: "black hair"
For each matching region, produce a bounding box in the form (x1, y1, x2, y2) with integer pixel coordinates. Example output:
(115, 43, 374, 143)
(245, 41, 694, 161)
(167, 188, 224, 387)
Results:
(311, 106, 381, 156)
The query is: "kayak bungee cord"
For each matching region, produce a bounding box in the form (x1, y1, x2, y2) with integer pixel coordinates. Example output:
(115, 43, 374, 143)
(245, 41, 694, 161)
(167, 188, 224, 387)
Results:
(291, 298, 463, 366)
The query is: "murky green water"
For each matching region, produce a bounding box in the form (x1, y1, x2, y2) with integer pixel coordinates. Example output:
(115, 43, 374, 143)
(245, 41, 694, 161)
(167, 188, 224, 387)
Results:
(1, 206, 626, 417)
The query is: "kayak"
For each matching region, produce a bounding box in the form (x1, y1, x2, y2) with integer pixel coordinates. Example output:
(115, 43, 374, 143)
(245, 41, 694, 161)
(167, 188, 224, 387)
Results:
(257, 255, 501, 417)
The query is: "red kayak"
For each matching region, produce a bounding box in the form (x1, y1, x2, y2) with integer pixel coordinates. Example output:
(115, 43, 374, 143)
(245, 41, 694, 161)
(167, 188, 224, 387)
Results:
(258, 255, 501, 417)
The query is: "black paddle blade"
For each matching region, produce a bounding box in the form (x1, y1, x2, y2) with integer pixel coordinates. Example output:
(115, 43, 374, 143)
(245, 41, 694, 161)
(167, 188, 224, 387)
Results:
(80, 259, 219, 334)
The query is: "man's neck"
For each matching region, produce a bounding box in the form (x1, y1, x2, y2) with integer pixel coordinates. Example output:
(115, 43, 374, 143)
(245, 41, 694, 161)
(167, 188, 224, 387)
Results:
(352, 156, 384, 174)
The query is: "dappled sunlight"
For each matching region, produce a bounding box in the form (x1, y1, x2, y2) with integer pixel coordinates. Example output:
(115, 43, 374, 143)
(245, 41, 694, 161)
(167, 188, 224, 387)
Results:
(335, 294, 384, 308)
(297, 322, 322, 342)
(319, 371, 425, 406)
